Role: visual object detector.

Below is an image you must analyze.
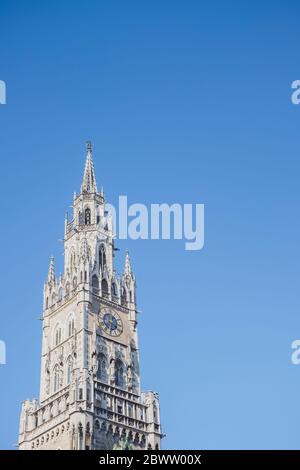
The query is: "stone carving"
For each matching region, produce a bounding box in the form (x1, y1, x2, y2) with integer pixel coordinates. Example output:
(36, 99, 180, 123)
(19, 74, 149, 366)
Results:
(91, 350, 98, 376)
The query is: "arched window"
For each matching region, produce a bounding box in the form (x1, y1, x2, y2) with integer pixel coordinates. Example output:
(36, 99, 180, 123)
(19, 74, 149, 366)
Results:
(115, 359, 124, 388)
(85, 208, 91, 225)
(65, 282, 70, 296)
(101, 279, 109, 298)
(53, 366, 60, 393)
(68, 318, 75, 337)
(97, 353, 107, 383)
(121, 288, 127, 306)
(92, 274, 99, 290)
(72, 277, 77, 289)
(55, 326, 62, 346)
(112, 282, 118, 297)
(58, 287, 64, 301)
(46, 297, 49, 309)
(99, 245, 106, 271)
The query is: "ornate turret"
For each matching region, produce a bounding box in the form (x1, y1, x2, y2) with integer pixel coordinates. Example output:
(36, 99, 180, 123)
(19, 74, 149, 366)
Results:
(47, 256, 55, 284)
(122, 249, 136, 309)
(124, 249, 133, 276)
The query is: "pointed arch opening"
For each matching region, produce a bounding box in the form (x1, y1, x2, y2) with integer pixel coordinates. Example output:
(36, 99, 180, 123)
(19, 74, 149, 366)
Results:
(112, 282, 118, 299)
(84, 207, 91, 225)
(58, 287, 64, 301)
(92, 274, 99, 293)
(121, 287, 127, 306)
(101, 279, 109, 299)
(97, 353, 108, 383)
(65, 282, 70, 296)
(67, 316, 75, 337)
(99, 244, 106, 271)
(53, 365, 60, 393)
(115, 359, 125, 388)
(54, 325, 62, 347)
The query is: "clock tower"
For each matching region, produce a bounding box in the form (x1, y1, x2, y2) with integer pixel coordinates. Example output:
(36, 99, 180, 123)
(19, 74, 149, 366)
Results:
(18, 143, 162, 450)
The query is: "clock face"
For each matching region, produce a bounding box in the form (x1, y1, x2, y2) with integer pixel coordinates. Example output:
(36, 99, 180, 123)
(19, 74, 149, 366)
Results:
(99, 311, 123, 337)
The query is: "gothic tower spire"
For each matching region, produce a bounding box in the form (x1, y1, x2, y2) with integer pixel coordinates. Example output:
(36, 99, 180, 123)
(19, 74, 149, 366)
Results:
(81, 141, 98, 194)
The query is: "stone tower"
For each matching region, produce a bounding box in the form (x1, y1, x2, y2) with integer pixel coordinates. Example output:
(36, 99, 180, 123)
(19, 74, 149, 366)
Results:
(18, 143, 162, 450)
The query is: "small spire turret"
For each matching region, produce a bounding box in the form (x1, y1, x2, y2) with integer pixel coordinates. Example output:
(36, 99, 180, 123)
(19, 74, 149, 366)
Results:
(47, 256, 55, 283)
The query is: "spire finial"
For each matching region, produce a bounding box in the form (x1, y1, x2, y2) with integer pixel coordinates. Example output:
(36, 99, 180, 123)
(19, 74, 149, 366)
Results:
(47, 255, 55, 283)
(124, 249, 132, 276)
(81, 141, 98, 194)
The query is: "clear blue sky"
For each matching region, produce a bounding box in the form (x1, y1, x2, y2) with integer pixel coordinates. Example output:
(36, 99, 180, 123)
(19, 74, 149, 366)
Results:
(1, 0, 300, 450)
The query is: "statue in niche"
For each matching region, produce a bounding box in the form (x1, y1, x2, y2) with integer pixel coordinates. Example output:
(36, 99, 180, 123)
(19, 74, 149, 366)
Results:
(127, 364, 133, 391)
(109, 358, 115, 385)
(71, 337, 77, 358)
(58, 347, 64, 366)
(44, 348, 51, 394)
(91, 350, 98, 376)
(45, 349, 51, 374)
(113, 437, 133, 450)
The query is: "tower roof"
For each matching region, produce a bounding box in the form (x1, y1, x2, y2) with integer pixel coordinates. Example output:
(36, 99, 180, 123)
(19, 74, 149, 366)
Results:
(81, 141, 98, 194)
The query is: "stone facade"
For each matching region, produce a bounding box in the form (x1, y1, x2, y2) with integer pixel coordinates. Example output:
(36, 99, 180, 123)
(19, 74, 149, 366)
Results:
(18, 143, 162, 450)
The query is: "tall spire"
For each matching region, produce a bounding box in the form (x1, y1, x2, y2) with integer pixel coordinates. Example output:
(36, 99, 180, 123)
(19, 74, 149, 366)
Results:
(81, 141, 98, 194)
(47, 256, 55, 283)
